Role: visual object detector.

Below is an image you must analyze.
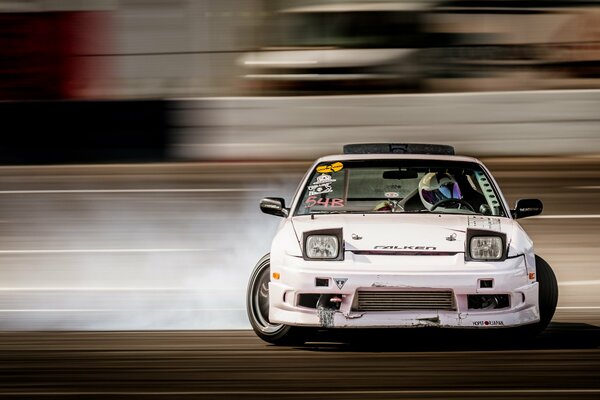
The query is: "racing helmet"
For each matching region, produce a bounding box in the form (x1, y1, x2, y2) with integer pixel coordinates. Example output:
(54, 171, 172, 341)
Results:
(419, 172, 462, 210)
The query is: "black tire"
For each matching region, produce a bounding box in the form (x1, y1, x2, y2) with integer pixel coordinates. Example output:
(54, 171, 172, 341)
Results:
(534, 255, 559, 331)
(516, 255, 559, 337)
(246, 254, 305, 345)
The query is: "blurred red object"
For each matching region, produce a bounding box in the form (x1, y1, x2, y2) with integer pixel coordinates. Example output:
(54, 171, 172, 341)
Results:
(0, 11, 112, 100)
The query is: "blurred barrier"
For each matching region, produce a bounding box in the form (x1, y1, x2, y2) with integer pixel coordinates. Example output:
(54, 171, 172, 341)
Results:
(1, 90, 599, 165)
(0, 100, 168, 164)
(171, 89, 600, 160)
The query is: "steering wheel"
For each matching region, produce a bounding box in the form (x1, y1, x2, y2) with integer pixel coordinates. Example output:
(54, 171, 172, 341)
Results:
(430, 198, 474, 212)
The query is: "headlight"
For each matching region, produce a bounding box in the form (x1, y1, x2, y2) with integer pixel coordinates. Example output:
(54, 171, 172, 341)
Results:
(470, 236, 503, 260)
(306, 235, 339, 259)
(302, 228, 344, 261)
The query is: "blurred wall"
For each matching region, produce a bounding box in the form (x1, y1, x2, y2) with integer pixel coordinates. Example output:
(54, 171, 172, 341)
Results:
(0, 0, 268, 98)
(171, 89, 600, 160)
(1, 0, 600, 99)
(0, 6, 113, 99)
(1, 89, 598, 164)
(113, 0, 265, 97)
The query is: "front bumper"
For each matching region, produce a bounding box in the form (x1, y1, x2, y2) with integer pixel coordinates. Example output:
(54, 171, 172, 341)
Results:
(268, 253, 539, 329)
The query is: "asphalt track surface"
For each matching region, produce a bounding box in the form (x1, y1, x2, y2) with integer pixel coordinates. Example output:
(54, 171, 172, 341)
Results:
(0, 328, 599, 400)
(0, 157, 598, 399)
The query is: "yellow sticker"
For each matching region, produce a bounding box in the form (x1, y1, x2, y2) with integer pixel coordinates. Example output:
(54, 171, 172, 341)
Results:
(316, 162, 343, 173)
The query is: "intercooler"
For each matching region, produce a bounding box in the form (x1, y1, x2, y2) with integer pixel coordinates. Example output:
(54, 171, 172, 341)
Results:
(354, 290, 456, 311)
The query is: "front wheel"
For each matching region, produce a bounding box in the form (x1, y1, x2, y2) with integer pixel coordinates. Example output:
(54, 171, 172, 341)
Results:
(246, 254, 305, 345)
(534, 255, 559, 331)
(516, 255, 559, 337)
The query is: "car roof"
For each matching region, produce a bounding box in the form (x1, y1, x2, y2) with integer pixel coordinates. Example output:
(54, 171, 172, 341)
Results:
(315, 153, 483, 164)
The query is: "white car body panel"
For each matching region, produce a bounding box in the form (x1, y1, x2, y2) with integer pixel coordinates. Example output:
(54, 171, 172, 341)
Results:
(266, 153, 540, 329)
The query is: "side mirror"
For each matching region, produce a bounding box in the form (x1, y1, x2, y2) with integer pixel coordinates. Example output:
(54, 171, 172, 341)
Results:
(260, 197, 289, 218)
(512, 198, 543, 219)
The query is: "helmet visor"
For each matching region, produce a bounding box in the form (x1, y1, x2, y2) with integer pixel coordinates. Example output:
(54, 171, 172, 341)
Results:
(421, 181, 462, 205)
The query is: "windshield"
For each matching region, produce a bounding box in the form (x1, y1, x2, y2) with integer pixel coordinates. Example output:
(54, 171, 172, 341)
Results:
(295, 160, 506, 217)
(269, 11, 425, 48)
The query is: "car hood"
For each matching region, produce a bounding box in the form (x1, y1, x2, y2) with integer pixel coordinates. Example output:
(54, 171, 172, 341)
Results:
(291, 213, 513, 254)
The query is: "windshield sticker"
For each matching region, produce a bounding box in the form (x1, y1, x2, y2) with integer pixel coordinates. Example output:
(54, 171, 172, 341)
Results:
(308, 186, 333, 196)
(308, 174, 337, 195)
(385, 192, 400, 198)
(305, 196, 344, 208)
(308, 184, 333, 196)
(468, 216, 501, 231)
(316, 162, 343, 173)
(313, 174, 336, 185)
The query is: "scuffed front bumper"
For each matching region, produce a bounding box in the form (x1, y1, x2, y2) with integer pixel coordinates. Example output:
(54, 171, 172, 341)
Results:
(268, 253, 539, 329)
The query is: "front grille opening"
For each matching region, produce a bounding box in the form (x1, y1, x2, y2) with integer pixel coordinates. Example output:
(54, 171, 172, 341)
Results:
(297, 294, 320, 309)
(468, 294, 510, 310)
(354, 290, 455, 311)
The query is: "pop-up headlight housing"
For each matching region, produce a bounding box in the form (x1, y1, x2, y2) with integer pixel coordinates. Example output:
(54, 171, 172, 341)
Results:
(465, 229, 507, 261)
(302, 228, 344, 261)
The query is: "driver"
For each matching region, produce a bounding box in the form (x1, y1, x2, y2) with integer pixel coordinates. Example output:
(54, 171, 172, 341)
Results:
(419, 172, 463, 211)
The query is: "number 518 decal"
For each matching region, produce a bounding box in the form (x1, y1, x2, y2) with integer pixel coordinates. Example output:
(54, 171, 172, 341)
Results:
(305, 196, 344, 208)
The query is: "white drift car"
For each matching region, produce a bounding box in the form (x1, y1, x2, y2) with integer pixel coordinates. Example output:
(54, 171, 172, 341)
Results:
(247, 144, 558, 344)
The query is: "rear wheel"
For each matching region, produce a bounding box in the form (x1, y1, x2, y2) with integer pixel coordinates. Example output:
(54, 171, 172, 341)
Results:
(246, 254, 305, 345)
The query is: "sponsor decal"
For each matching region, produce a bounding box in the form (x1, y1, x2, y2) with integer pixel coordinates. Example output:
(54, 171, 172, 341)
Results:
(468, 216, 501, 231)
(374, 245, 437, 250)
(472, 320, 504, 326)
(317, 162, 343, 173)
(351, 233, 362, 240)
(446, 233, 457, 241)
(333, 278, 348, 290)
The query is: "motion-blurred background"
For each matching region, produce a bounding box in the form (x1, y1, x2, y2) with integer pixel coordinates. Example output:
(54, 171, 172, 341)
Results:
(2, 0, 600, 99)
(0, 0, 598, 330)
